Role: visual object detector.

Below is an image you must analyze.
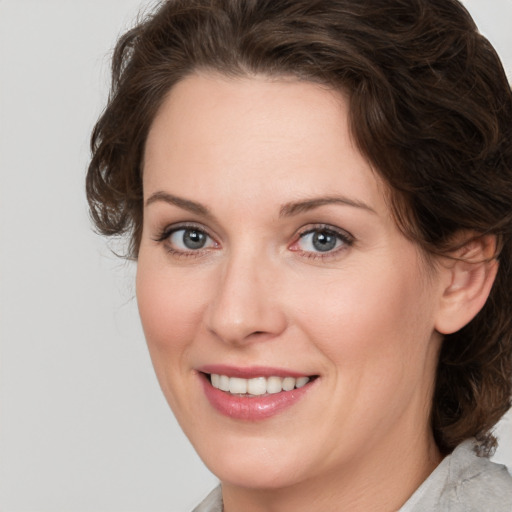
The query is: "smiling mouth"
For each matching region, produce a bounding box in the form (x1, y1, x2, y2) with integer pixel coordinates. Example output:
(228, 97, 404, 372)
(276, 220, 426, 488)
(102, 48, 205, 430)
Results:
(205, 373, 318, 396)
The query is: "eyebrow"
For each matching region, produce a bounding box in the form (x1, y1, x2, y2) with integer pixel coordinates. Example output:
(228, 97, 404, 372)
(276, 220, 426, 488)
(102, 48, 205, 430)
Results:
(145, 191, 376, 218)
(145, 191, 211, 217)
(279, 196, 376, 217)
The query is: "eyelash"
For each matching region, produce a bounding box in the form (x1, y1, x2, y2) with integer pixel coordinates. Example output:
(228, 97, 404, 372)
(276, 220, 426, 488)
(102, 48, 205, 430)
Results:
(153, 223, 354, 260)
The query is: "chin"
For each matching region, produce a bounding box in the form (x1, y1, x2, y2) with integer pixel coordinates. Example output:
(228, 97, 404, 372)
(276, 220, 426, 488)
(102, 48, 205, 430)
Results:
(194, 435, 311, 490)
(211, 458, 304, 490)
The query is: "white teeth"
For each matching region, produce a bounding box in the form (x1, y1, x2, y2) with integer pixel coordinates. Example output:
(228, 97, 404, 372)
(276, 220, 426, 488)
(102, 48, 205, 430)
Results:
(219, 375, 230, 392)
(229, 377, 247, 394)
(296, 377, 310, 388)
(266, 376, 283, 394)
(247, 377, 267, 395)
(211, 373, 220, 388)
(282, 377, 296, 391)
(210, 374, 311, 395)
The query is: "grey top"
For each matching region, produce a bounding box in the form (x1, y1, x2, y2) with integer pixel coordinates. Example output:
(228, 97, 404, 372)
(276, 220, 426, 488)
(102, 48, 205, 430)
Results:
(192, 439, 512, 511)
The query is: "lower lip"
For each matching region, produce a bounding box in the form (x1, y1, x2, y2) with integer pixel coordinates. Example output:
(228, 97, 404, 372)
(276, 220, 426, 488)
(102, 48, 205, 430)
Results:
(200, 374, 315, 421)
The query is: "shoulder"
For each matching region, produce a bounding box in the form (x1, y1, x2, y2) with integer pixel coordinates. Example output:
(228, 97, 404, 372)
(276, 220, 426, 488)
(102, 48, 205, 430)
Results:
(191, 486, 223, 512)
(402, 439, 512, 512)
(440, 441, 512, 512)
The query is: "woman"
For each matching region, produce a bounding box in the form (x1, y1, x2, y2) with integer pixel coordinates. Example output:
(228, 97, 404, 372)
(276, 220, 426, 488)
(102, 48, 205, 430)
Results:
(86, 0, 512, 510)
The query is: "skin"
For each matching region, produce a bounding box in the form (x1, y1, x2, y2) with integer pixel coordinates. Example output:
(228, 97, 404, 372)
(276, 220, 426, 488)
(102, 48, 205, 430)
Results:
(137, 73, 448, 511)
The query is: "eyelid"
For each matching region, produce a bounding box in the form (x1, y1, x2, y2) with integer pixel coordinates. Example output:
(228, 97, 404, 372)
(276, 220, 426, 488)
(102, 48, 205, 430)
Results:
(153, 222, 214, 242)
(298, 224, 353, 239)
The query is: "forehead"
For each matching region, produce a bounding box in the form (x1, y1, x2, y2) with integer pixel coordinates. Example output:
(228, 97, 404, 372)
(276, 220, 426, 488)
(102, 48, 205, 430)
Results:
(145, 73, 348, 162)
(143, 73, 388, 217)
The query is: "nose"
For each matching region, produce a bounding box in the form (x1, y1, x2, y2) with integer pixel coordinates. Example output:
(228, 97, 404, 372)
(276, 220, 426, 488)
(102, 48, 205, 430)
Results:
(205, 250, 287, 346)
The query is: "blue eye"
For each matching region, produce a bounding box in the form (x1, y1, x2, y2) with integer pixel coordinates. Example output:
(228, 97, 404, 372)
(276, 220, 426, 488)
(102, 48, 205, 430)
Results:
(297, 228, 351, 254)
(168, 227, 215, 251)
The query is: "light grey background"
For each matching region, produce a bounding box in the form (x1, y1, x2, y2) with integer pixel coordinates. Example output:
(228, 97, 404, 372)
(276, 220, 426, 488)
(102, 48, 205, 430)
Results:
(0, 1, 510, 511)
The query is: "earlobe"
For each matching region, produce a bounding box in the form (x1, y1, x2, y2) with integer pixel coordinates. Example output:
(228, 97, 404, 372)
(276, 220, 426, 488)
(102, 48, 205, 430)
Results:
(435, 235, 499, 335)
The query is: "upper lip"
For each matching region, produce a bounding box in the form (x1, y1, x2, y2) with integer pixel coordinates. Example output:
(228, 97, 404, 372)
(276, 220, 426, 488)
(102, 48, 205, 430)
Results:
(197, 364, 312, 379)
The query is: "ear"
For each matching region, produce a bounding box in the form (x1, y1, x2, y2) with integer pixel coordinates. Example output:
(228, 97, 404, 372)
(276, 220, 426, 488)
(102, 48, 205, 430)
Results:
(435, 235, 499, 335)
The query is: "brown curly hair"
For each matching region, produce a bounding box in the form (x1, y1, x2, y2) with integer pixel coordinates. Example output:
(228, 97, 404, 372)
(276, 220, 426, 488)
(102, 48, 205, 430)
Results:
(86, 0, 512, 455)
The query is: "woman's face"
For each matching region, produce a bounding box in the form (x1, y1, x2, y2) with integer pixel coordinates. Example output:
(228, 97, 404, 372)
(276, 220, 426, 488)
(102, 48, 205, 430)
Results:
(137, 74, 445, 491)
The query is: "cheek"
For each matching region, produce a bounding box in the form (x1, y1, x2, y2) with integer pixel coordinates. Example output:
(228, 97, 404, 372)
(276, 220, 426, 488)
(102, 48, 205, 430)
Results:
(135, 259, 208, 373)
(296, 265, 439, 438)
(293, 259, 436, 374)
(135, 257, 215, 423)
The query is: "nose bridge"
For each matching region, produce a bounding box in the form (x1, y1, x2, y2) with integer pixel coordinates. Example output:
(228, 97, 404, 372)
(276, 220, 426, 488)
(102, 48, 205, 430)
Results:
(206, 243, 286, 345)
